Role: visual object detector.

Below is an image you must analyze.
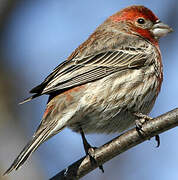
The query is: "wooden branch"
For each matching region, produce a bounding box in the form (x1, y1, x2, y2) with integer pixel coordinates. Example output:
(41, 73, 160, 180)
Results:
(50, 108, 178, 180)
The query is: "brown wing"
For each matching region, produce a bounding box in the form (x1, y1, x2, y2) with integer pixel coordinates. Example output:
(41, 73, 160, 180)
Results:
(20, 48, 153, 104)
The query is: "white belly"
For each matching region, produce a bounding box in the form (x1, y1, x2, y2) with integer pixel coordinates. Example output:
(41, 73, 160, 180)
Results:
(68, 66, 159, 134)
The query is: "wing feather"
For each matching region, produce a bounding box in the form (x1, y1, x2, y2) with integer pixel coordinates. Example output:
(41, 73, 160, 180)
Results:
(26, 47, 154, 103)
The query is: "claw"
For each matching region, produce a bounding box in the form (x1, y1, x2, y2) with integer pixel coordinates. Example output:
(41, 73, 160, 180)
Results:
(80, 128, 104, 173)
(134, 112, 153, 121)
(155, 135, 160, 148)
(134, 112, 160, 147)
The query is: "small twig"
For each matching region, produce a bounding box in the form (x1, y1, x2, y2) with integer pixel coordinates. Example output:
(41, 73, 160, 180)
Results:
(50, 108, 178, 180)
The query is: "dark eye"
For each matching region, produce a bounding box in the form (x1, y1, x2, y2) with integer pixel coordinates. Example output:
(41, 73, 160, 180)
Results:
(137, 18, 145, 24)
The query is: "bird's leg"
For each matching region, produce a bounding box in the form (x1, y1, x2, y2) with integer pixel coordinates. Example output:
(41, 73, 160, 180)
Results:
(80, 128, 104, 173)
(134, 112, 160, 147)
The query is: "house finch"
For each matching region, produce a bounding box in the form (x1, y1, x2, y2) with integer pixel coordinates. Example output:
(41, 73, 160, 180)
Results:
(4, 5, 172, 175)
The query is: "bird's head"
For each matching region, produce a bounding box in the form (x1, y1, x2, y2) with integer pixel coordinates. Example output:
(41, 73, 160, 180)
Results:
(108, 5, 173, 44)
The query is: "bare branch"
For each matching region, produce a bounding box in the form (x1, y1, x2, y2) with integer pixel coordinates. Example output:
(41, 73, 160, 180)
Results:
(50, 108, 178, 180)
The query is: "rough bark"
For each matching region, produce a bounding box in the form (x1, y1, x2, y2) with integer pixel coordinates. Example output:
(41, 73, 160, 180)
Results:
(50, 108, 178, 180)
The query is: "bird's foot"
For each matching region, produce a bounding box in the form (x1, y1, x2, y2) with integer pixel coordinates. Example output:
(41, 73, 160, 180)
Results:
(134, 112, 160, 147)
(80, 128, 104, 173)
(87, 146, 104, 173)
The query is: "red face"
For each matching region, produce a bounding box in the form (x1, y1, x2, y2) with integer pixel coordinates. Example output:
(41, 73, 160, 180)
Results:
(109, 6, 162, 44)
(110, 6, 158, 23)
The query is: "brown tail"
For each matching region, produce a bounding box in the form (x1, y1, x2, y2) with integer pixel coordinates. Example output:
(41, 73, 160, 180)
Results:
(19, 94, 40, 105)
(3, 128, 50, 175)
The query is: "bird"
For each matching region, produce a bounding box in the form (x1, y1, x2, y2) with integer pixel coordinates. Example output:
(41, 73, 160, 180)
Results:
(4, 5, 173, 175)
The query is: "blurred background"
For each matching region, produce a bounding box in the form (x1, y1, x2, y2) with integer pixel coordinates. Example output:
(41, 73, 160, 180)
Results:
(0, 0, 177, 180)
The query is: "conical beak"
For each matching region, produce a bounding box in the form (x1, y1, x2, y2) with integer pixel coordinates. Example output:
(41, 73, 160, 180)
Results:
(152, 21, 173, 39)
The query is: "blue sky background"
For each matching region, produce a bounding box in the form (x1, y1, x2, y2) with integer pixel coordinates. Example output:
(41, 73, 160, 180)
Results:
(1, 0, 178, 179)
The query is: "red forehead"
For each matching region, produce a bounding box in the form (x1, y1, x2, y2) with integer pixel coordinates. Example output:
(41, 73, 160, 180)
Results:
(110, 6, 158, 23)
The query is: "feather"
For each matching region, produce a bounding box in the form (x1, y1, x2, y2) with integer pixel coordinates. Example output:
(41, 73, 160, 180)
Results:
(25, 48, 152, 102)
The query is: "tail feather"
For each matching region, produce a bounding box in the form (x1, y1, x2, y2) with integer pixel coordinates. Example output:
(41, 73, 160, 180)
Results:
(19, 94, 40, 105)
(3, 128, 50, 175)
